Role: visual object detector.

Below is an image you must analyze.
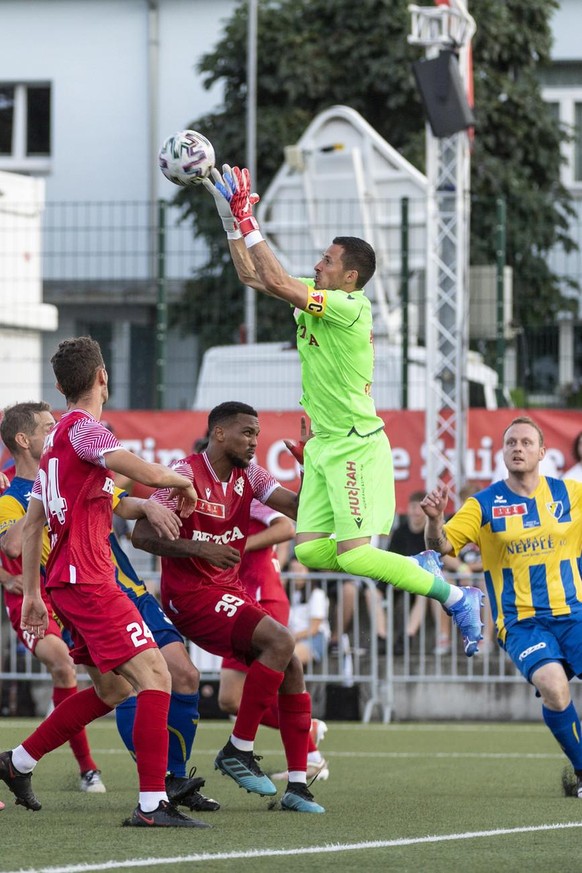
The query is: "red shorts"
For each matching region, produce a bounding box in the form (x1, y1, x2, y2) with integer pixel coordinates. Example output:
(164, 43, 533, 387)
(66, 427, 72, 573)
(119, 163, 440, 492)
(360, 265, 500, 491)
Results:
(4, 588, 63, 655)
(161, 582, 267, 666)
(221, 587, 290, 673)
(49, 579, 159, 673)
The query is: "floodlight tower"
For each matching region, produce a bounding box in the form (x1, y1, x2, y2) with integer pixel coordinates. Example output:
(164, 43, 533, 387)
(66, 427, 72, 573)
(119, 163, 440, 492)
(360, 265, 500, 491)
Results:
(409, 0, 476, 507)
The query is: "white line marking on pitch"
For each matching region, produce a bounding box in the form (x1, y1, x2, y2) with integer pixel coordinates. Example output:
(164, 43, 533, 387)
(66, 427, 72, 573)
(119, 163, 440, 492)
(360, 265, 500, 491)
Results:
(48, 748, 564, 761)
(5, 822, 582, 873)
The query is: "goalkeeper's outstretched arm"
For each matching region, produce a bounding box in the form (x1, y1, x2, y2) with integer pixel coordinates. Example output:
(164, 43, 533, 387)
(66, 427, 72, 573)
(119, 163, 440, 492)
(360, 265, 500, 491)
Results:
(204, 164, 309, 309)
(229, 236, 308, 307)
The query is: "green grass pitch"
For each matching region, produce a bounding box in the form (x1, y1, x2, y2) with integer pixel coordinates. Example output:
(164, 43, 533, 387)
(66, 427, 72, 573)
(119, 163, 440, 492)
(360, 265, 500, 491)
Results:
(0, 716, 580, 873)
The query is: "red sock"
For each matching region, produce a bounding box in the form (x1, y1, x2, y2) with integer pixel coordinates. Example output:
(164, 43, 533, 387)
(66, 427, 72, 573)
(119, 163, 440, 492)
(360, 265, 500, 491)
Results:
(52, 686, 99, 774)
(307, 729, 317, 754)
(234, 661, 284, 742)
(23, 687, 112, 762)
(278, 692, 311, 773)
(260, 700, 280, 730)
(260, 701, 316, 751)
(133, 689, 170, 792)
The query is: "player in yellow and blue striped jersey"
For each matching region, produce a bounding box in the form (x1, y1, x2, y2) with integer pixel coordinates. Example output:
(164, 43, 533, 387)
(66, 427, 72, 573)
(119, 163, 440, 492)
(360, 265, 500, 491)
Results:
(422, 416, 582, 799)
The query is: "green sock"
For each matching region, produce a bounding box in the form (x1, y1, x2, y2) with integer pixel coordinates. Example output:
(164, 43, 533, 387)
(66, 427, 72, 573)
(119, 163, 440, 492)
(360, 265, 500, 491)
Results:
(336, 544, 452, 602)
(427, 575, 453, 604)
(294, 538, 343, 572)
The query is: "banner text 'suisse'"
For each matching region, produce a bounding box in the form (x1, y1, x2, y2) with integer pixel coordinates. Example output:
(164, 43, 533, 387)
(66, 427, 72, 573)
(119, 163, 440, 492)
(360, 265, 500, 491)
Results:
(2, 409, 580, 515)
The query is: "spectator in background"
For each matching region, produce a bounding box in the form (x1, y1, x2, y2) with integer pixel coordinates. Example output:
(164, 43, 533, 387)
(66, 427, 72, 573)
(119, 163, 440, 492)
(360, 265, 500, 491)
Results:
(327, 570, 388, 657)
(388, 491, 455, 655)
(562, 431, 582, 482)
(286, 556, 331, 668)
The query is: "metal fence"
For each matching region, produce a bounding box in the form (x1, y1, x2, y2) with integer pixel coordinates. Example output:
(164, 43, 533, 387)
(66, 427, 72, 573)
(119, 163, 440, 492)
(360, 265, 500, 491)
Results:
(2, 570, 554, 724)
(3, 193, 582, 410)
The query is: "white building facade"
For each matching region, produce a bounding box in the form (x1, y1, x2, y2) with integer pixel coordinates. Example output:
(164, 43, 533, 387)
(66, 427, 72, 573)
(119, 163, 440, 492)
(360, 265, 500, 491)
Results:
(0, 0, 236, 409)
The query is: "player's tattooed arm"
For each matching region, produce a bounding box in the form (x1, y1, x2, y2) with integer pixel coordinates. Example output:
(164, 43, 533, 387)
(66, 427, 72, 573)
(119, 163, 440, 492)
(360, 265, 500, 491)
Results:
(425, 529, 453, 554)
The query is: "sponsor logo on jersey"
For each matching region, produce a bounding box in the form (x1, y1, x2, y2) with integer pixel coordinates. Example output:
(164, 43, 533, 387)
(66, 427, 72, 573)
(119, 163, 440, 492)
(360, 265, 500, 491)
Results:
(345, 460, 363, 526)
(191, 526, 244, 545)
(507, 534, 554, 555)
(492, 503, 527, 518)
(518, 641, 546, 661)
(103, 477, 115, 495)
(194, 498, 225, 518)
(493, 494, 506, 504)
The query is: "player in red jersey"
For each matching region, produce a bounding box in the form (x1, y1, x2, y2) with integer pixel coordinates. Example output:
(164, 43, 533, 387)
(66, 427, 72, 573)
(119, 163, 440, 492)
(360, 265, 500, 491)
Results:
(0, 453, 10, 809)
(217, 499, 292, 709)
(132, 401, 326, 813)
(0, 402, 106, 793)
(0, 336, 206, 828)
(217, 499, 329, 781)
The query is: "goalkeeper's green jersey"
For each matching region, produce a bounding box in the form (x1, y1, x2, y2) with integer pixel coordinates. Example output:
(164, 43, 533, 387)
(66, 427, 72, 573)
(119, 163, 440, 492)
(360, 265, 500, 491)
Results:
(294, 279, 384, 438)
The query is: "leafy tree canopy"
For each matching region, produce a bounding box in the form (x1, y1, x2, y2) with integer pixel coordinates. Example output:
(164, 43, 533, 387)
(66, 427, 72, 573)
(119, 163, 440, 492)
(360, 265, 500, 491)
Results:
(171, 0, 574, 355)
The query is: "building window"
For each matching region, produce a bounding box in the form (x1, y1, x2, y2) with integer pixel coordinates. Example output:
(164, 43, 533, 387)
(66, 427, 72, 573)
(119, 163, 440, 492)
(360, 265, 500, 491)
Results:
(0, 83, 51, 172)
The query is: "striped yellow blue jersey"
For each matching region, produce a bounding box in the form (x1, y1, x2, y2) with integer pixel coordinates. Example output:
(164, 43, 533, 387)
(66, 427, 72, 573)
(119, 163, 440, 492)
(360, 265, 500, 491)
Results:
(444, 476, 582, 642)
(110, 489, 147, 602)
(0, 476, 50, 567)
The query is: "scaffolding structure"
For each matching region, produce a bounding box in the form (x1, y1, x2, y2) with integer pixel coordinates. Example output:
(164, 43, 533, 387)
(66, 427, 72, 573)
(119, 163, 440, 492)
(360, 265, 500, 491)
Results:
(409, 0, 476, 505)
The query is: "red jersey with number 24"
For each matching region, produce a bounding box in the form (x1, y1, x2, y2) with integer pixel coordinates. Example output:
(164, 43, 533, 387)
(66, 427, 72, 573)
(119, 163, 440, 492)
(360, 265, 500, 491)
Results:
(151, 452, 279, 600)
(31, 409, 121, 589)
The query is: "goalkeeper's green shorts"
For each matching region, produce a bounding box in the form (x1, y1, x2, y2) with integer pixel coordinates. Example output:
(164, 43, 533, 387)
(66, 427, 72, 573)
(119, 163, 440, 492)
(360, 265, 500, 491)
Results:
(296, 428, 395, 543)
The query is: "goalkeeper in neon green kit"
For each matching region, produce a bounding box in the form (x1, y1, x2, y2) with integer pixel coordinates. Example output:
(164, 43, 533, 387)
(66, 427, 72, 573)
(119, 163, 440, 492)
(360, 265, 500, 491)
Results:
(204, 164, 484, 657)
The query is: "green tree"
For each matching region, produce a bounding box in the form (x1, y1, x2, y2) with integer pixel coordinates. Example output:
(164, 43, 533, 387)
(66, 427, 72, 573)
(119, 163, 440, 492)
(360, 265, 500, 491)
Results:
(172, 0, 574, 357)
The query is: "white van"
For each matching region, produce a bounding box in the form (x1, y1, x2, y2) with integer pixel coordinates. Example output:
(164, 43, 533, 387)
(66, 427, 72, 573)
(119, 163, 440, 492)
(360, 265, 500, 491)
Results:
(192, 341, 506, 411)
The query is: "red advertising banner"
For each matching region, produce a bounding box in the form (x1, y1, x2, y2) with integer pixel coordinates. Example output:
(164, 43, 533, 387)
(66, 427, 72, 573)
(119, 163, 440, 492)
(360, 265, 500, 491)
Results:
(3, 408, 578, 514)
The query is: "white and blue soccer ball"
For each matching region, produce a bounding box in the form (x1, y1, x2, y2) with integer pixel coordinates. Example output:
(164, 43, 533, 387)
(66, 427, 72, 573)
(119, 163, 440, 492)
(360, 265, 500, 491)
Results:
(158, 129, 215, 186)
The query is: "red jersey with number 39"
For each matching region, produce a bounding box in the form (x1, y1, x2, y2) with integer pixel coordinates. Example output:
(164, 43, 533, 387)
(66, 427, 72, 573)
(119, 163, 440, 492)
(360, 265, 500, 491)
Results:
(151, 453, 279, 599)
(31, 409, 121, 589)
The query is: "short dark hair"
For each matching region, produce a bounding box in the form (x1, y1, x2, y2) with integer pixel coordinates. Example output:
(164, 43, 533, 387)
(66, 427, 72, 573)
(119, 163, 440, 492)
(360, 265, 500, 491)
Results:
(50, 336, 105, 404)
(0, 401, 51, 455)
(333, 236, 376, 288)
(208, 401, 258, 432)
(572, 431, 582, 463)
(408, 490, 426, 504)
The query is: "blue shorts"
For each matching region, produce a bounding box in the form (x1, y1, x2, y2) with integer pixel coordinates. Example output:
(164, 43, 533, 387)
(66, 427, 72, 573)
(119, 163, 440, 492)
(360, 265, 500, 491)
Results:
(133, 590, 184, 650)
(503, 614, 582, 683)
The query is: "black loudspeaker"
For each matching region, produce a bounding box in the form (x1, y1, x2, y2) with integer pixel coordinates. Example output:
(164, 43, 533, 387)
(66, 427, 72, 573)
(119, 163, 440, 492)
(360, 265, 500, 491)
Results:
(412, 50, 475, 138)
